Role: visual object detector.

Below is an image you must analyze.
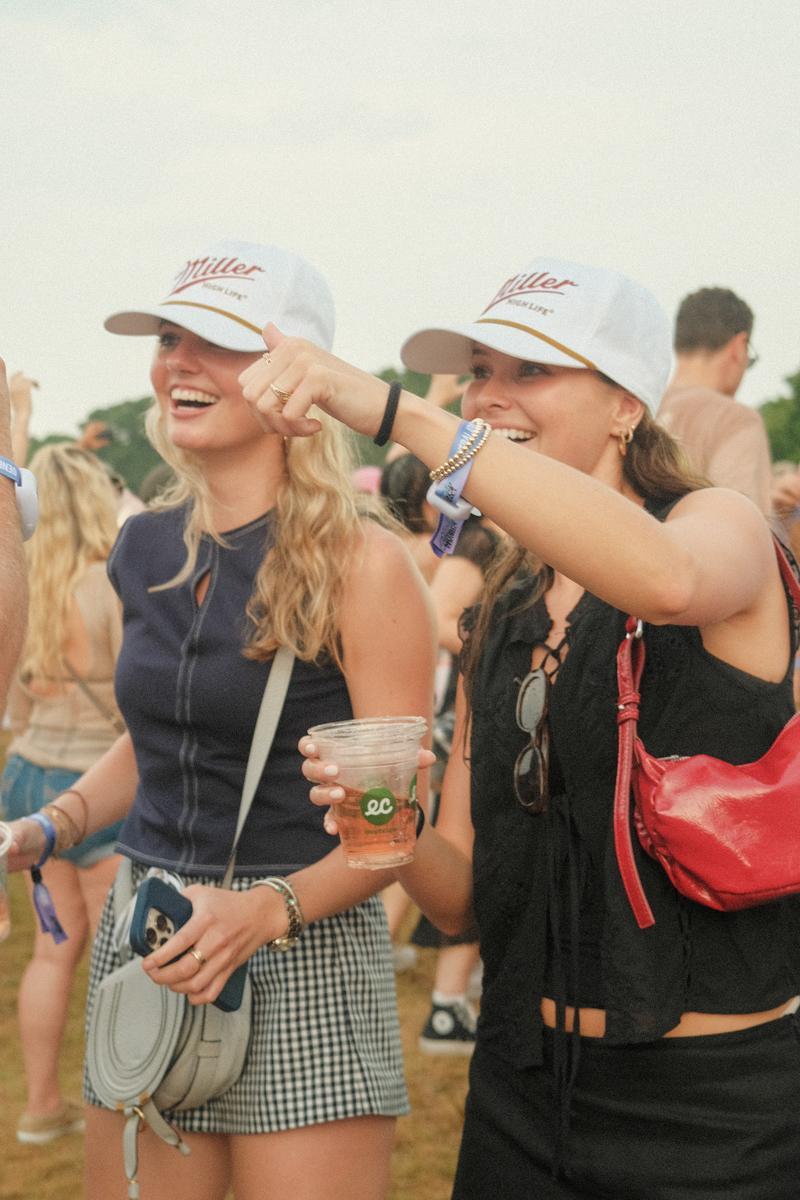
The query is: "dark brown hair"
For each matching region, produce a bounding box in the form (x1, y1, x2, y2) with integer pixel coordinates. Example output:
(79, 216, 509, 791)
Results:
(674, 287, 753, 353)
(460, 408, 709, 703)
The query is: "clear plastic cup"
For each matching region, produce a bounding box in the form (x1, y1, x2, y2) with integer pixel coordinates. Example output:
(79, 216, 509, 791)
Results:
(0, 822, 13, 942)
(307, 717, 427, 869)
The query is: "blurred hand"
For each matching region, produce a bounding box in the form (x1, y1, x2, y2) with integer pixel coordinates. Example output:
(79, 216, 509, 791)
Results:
(297, 734, 435, 836)
(771, 471, 800, 520)
(142, 882, 281, 1006)
(77, 420, 112, 451)
(8, 372, 38, 420)
(425, 374, 466, 410)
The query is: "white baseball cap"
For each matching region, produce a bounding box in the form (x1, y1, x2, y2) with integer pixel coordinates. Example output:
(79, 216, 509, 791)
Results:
(105, 239, 335, 352)
(401, 256, 671, 412)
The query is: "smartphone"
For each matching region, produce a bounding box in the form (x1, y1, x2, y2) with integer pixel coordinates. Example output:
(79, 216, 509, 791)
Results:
(129, 876, 247, 1012)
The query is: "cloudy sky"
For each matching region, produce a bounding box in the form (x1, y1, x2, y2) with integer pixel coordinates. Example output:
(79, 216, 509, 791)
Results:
(2, 0, 798, 439)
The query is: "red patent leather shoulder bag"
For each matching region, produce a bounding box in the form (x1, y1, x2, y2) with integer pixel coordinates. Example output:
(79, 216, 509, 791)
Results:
(613, 538, 800, 930)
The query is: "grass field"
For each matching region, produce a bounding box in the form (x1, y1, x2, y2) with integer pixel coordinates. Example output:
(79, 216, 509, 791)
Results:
(0, 873, 469, 1200)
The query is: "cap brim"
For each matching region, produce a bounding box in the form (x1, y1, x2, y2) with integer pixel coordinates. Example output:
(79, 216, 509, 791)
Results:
(401, 321, 589, 374)
(104, 304, 264, 353)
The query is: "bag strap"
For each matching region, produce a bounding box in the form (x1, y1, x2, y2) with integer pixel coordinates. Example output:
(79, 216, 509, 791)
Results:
(109, 648, 294, 936)
(773, 536, 800, 612)
(613, 617, 654, 929)
(221, 646, 295, 890)
(63, 658, 126, 735)
(612, 535, 800, 931)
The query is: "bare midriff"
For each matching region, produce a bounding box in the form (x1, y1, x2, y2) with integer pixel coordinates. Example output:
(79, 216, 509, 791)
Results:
(540, 996, 799, 1039)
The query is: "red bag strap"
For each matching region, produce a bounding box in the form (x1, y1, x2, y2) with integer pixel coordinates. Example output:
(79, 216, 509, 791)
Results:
(773, 537, 800, 613)
(613, 535, 799, 932)
(613, 617, 655, 929)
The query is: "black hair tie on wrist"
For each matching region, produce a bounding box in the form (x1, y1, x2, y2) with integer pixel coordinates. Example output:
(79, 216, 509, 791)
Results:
(373, 380, 402, 447)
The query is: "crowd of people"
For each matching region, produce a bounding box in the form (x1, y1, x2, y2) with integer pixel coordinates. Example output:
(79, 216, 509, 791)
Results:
(1, 241, 800, 1200)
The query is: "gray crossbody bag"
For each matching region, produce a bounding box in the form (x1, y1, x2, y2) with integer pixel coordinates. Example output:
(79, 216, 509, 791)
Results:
(86, 647, 295, 1199)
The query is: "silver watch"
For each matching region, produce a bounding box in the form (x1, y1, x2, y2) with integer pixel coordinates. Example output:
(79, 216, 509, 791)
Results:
(255, 876, 305, 952)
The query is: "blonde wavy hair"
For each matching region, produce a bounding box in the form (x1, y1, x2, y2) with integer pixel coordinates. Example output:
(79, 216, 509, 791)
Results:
(22, 443, 120, 680)
(145, 401, 388, 667)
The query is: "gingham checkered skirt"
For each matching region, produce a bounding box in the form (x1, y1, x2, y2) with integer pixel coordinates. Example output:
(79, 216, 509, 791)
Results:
(83, 862, 409, 1132)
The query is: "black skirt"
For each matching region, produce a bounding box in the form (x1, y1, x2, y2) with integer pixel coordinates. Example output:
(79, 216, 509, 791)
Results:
(453, 1013, 800, 1199)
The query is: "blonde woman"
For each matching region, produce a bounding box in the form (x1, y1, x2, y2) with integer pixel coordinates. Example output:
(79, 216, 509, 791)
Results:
(1, 443, 124, 1146)
(6, 240, 435, 1200)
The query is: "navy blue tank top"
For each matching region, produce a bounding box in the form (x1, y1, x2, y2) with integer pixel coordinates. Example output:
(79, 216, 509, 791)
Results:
(108, 505, 352, 876)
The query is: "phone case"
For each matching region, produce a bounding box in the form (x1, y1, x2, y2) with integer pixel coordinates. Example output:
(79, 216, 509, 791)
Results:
(129, 876, 247, 1012)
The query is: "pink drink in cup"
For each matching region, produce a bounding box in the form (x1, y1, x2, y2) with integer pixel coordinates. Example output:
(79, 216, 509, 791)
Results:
(307, 717, 427, 869)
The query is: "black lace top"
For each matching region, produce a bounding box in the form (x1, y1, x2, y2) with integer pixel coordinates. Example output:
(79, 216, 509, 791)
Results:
(466, 517, 800, 1068)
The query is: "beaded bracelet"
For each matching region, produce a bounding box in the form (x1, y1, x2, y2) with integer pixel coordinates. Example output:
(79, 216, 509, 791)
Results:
(427, 419, 492, 557)
(429, 419, 491, 483)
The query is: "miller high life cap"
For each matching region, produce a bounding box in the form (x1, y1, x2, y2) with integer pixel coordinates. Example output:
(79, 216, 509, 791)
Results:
(105, 239, 335, 352)
(401, 256, 671, 412)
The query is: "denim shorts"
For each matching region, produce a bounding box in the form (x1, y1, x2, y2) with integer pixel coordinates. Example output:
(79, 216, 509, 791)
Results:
(0, 754, 123, 868)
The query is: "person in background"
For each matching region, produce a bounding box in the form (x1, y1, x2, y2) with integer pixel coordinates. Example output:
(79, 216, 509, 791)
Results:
(658, 286, 771, 513)
(5, 239, 435, 1200)
(76, 421, 147, 526)
(351, 464, 382, 495)
(253, 254, 800, 1199)
(1, 443, 124, 1146)
(413, 515, 499, 1055)
(0, 358, 28, 712)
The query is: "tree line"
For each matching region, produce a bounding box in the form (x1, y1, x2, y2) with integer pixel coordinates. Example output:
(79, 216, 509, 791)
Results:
(28, 367, 800, 495)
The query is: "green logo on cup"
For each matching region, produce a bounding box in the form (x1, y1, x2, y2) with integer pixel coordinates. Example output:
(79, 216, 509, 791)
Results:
(409, 773, 418, 809)
(361, 787, 397, 826)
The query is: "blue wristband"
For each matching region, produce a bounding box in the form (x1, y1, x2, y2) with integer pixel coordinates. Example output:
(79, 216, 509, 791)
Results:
(0, 456, 38, 540)
(428, 420, 489, 557)
(26, 812, 68, 943)
(28, 811, 57, 869)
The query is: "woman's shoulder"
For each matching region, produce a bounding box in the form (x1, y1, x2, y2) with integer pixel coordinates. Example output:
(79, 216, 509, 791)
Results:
(108, 504, 188, 588)
(352, 517, 423, 577)
(340, 520, 433, 629)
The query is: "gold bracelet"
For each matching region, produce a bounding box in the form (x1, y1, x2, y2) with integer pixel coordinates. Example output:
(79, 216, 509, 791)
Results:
(55, 788, 89, 843)
(41, 804, 80, 855)
(429, 420, 491, 483)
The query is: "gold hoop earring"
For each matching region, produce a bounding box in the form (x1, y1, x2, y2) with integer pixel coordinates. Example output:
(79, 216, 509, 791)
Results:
(618, 427, 634, 457)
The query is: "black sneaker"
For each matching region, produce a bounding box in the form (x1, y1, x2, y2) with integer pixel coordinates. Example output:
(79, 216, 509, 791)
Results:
(418, 1000, 477, 1056)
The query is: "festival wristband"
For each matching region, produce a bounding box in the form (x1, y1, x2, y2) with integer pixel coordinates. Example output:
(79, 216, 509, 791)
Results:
(26, 813, 68, 943)
(427, 420, 490, 557)
(27, 811, 57, 868)
(0, 455, 38, 540)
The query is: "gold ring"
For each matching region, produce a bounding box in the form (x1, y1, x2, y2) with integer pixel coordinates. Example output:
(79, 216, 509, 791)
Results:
(189, 947, 207, 966)
(261, 352, 272, 364)
(270, 383, 292, 403)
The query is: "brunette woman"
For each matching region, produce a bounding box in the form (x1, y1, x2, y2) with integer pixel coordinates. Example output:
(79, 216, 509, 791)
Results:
(246, 257, 800, 1200)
